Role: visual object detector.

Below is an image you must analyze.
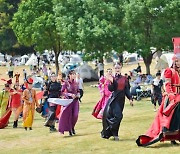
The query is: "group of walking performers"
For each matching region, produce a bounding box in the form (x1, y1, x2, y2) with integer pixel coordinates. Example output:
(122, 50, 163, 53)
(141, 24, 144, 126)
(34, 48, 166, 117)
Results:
(0, 69, 81, 136)
(92, 39, 180, 145)
(0, 39, 179, 147)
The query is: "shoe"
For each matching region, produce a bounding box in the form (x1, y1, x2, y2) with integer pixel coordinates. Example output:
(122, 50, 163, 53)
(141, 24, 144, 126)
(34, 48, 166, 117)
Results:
(114, 136, 119, 141)
(50, 126, 57, 132)
(69, 131, 72, 136)
(13, 121, 17, 128)
(154, 109, 156, 112)
(171, 141, 178, 145)
(72, 128, 76, 135)
(29, 127, 32, 130)
(25, 127, 27, 131)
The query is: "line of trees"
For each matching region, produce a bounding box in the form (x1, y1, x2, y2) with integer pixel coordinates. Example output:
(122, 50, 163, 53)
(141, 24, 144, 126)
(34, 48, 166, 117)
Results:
(1, 0, 179, 74)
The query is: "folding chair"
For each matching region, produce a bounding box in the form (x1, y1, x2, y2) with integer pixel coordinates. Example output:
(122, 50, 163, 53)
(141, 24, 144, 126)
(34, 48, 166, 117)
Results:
(136, 89, 144, 101)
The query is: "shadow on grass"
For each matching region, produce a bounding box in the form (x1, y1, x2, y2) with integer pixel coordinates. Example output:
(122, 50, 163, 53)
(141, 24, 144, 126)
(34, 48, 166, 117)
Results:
(63, 132, 99, 138)
(146, 143, 180, 148)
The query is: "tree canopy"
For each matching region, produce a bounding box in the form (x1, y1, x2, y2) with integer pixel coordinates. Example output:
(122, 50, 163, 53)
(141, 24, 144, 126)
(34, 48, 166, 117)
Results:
(123, 0, 180, 74)
(3, 0, 179, 74)
(12, 0, 62, 72)
(54, 0, 126, 61)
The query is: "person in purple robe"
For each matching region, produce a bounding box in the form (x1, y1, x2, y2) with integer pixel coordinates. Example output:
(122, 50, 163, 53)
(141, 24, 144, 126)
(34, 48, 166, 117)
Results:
(58, 70, 80, 136)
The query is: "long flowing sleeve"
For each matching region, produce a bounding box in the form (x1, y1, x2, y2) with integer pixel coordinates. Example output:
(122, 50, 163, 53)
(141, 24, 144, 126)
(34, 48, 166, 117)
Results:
(108, 79, 118, 92)
(0, 92, 2, 107)
(61, 82, 73, 98)
(33, 90, 39, 107)
(125, 80, 132, 100)
(164, 68, 174, 93)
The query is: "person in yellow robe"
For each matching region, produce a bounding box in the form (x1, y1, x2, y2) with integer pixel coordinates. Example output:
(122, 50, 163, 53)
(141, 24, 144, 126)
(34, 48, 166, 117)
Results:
(22, 78, 39, 130)
(0, 84, 10, 118)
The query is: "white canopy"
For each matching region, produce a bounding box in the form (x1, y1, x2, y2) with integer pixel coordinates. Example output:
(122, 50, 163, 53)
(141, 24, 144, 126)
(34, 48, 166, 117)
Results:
(155, 53, 174, 70)
(25, 54, 37, 66)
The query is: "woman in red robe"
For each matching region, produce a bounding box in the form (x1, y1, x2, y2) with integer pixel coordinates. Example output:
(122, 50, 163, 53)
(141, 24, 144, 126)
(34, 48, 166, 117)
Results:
(136, 53, 180, 146)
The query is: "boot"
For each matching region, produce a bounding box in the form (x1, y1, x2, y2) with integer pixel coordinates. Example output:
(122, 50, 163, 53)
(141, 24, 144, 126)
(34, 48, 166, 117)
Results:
(16, 120, 18, 127)
(69, 131, 72, 136)
(13, 121, 16, 128)
(171, 140, 178, 145)
(49, 126, 57, 132)
(13, 120, 17, 128)
(72, 128, 76, 135)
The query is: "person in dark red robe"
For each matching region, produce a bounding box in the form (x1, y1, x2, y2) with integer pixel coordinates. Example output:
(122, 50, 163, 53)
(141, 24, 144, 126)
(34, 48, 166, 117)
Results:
(136, 53, 180, 146)
(101, 63, 133, 141)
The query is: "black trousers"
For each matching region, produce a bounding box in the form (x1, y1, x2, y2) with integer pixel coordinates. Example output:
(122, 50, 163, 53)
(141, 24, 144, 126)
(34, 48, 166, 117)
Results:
(101, 96, 125, 138)
(100, 70, 104, 77)
(8, 71, 13, 78)
(151, 93, 162, 106)
(44, 105, 57, 127)
(79, 89, 84, 102)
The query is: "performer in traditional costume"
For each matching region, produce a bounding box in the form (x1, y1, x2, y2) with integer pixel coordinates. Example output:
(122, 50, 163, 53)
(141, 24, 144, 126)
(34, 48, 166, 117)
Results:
(10, 83, 23, 128)
(0, 84, 10, 118)
(101, 63, 133, 141)
(151, 72, 164, 112)
(136, 52, 180, 146)
(41, 82, 49, 118)
(0, 79, 14, 129)
(92, 68, 112, 119)
(44, 72, 61, 132)
(58, 70, 80, 136)
(22, 78, 39, 130)
(14, 72, 20, 84)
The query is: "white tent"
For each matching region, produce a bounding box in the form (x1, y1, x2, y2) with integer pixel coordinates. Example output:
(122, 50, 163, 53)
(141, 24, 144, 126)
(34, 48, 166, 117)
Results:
(155, 53, 174, 70)
(124, 53, 138, 64)
(19, 55, 29, 65)
(25, 54, 37, 66)
(32, 75, 44, 88)
(70, 55, 83, 63)
(76, 63, 99, 81)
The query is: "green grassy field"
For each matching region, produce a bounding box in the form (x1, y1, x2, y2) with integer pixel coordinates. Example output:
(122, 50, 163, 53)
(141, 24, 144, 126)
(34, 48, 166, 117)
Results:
(0, 63, 179, 154)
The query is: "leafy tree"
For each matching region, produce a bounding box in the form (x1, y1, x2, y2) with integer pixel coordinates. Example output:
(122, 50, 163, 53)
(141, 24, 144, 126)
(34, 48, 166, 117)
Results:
(54, 0, 126, 62)
(0, 0, 20, 54)
(12, 0, 61, 73)
(124, 0, 180, 74)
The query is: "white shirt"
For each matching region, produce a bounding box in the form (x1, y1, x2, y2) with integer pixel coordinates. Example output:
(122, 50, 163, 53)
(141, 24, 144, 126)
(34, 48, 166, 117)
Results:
(76, 78, 83, 89)
(98, 63, 104, 71)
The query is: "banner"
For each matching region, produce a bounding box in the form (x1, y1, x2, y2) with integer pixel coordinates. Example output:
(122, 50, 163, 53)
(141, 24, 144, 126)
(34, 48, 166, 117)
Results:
(172, 37, 180, 54)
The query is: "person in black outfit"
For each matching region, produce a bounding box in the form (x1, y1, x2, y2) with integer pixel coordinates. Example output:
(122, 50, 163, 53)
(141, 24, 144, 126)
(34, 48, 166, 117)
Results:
(101, 63, 133, 141)
(44, 72, 61, 132)
(151, 72, 163, 111)
(134, 63, 142, 73)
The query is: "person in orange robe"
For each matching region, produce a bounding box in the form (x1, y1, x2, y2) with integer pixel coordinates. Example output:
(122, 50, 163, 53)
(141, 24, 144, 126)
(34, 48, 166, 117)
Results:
(22, 78, 39, 130)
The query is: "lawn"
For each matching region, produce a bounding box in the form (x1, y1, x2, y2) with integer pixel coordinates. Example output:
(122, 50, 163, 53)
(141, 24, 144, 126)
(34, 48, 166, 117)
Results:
(0, 62, 179, 154)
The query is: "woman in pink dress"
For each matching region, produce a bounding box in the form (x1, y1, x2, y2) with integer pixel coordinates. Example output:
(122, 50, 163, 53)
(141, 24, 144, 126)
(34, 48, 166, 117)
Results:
(92, 68, 112, 119)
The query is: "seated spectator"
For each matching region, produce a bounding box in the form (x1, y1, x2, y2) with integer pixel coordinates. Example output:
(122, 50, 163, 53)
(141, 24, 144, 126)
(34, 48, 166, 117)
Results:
(134, 75, 142, 84)
(145, 74, 153, 84)
(130, 82, 142, 100)
(134, 63, 142, 73)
